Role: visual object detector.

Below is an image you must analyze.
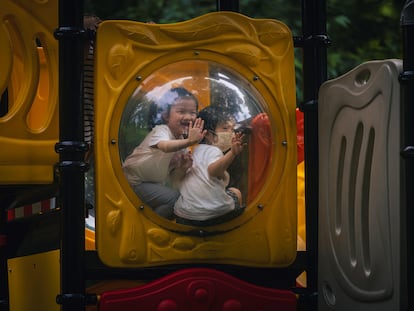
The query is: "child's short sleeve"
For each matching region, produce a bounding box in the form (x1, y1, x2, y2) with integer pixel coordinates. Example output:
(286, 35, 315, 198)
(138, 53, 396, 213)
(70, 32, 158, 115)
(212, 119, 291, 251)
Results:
(148, 125, 174, 147)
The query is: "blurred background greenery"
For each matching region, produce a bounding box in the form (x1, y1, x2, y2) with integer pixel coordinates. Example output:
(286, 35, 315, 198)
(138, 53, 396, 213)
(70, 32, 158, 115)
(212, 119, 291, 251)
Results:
(85, 0, 405, 100)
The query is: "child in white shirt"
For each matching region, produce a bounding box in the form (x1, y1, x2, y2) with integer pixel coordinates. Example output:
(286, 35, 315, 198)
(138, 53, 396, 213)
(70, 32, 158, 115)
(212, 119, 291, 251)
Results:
(123, 87, 206, 219)
(174, 106, 245, 226)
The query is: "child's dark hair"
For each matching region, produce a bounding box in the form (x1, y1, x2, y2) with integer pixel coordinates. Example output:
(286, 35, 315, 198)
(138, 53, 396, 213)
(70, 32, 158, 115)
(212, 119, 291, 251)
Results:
(198, 106, 234, 143)
(150, 87, 199, 127)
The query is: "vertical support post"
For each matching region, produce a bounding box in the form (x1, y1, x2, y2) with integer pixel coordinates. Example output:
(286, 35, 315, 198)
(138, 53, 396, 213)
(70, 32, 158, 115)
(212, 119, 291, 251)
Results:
(301, 0, 328, 309)
(400, 1, 414, 310)
(54, 0, 87, 310)
(0, 214, 8, 309)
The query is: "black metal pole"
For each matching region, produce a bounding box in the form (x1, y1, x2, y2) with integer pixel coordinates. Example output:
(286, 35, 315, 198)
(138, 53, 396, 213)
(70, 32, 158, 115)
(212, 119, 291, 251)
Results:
(400, 1, 414, 310)
(54, 0, 87, 310)
(0, 215, 8, 310)
(300, 0, 328, 309)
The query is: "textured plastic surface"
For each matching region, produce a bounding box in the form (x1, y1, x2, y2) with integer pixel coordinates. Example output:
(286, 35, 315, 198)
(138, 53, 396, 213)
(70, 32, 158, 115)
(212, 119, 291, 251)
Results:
(99, 268, 297, 311)
(95, 12, 297, 268)
(318, 59, 405, 310)
(0, 0, 59, 184)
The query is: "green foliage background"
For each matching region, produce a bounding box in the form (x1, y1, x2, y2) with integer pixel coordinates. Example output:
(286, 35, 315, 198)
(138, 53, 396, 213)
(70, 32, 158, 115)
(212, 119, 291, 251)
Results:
(85, 0, 404, 99)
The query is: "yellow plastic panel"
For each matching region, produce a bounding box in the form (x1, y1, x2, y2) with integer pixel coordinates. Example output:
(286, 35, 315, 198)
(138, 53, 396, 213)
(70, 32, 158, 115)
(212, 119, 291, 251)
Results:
(0, 0, 59, 184)
(95, 12, 297, 268)
(8, 250, 60, 311)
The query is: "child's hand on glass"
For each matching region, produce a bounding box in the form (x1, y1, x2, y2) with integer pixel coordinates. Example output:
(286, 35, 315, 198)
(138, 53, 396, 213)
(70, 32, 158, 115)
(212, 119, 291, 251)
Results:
(230, 132, 245, 156)
(187, 118, 207, 145)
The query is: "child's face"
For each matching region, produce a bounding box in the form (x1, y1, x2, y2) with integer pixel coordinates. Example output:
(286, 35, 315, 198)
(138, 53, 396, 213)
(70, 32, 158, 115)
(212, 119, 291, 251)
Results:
(165, 98, 197, 137)
(215, 120, 235, 133)
(211, 120, 235, 152)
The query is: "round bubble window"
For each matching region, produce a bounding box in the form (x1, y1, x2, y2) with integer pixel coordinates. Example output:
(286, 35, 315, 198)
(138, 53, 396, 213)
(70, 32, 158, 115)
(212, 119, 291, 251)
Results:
(119, 60, 273, 225)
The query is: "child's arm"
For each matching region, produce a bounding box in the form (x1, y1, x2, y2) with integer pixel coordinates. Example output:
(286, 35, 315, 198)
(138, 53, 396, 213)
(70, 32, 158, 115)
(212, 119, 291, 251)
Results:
(208, 133, 244, 179)
(157, 137, 194, 153)
(157, 118, 206, 153)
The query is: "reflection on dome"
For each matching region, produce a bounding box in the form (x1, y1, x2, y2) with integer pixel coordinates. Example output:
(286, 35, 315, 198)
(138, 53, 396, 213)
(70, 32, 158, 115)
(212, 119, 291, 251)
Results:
(119, 59, 272, 225)
(119, 60, 265, 161)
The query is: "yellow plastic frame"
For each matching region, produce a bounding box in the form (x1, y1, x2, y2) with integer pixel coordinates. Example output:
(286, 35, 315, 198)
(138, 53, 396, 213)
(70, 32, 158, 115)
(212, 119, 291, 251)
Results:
(0, 0, 59, 184)
(95, 12, 297, 268)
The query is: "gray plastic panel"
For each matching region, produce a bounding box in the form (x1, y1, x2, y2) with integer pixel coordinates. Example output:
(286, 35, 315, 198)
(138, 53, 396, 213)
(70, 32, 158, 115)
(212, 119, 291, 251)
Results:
(318, 59, 406, 310)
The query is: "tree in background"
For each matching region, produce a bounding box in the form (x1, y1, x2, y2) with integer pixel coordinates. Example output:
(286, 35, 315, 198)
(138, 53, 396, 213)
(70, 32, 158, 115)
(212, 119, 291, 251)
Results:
(85, 0, 404, 99)
(325, 0, 403, 78)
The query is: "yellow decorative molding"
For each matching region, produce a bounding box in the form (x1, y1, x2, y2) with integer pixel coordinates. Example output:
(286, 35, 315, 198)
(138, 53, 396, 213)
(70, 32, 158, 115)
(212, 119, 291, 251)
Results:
(96, 12, 297, 268)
